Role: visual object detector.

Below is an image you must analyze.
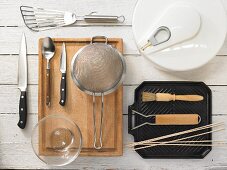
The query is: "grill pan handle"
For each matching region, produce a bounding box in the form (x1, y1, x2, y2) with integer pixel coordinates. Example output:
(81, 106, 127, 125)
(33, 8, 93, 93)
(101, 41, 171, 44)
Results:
(128, 105, 135, 135)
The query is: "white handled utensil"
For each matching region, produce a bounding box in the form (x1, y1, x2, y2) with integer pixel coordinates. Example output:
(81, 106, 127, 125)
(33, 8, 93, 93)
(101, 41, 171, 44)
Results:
(139, 3, 201, 53)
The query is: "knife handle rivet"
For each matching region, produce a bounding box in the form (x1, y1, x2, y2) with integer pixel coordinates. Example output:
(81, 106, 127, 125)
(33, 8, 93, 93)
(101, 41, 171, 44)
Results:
(62, 88, 64, 91)
(21, 95, 24, 98)
(20, 121, 23, 124)
(61, 100, 64, 103)
(62, 77, 65, 80)
(21, 108, 24, 111)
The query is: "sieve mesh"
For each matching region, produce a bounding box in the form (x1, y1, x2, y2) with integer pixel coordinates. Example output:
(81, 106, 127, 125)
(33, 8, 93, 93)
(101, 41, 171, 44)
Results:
(72, 43, 124, 93)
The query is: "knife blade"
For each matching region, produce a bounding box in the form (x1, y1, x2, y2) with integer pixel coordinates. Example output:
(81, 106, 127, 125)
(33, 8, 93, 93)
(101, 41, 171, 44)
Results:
(59, 42, 67, 106)
(17, 33, 27, 129)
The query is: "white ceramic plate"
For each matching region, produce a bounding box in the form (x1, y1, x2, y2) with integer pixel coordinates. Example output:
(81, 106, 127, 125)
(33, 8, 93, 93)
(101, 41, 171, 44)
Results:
(132, 0, 227, 71)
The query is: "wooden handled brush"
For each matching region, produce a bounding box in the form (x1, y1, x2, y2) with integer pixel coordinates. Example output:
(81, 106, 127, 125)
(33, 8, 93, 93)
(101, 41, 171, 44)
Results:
(142, 92, 204, 102)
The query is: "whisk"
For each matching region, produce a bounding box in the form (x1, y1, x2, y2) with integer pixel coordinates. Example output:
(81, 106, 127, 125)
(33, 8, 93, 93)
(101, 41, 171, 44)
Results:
(20, 6, 125, 32)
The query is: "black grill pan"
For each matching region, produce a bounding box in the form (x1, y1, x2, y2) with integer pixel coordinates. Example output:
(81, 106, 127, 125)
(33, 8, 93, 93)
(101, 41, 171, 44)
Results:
(128, 81, 212, 159)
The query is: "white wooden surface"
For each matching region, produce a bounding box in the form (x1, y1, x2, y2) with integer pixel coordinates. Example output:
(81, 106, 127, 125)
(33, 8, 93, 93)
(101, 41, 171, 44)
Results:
(1, 0, 227, 169)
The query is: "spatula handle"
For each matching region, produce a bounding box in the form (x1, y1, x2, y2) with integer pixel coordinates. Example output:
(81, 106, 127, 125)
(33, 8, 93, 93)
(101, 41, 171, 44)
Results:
(155, 114, 200, 125)
(46, 68, 50, 106)
(84, 15, 125, 23)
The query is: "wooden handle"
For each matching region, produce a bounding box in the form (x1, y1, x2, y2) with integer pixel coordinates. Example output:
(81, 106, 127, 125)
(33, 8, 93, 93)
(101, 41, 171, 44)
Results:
(156, 93, 203, 102)
(175, 95, 204, 101)
(155, 114, 200, 125)
(46, 68, 50, 106)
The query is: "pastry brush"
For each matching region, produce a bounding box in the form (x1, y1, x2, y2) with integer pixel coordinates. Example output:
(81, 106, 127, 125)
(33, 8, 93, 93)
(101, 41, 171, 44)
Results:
(142, 92, 204, 102)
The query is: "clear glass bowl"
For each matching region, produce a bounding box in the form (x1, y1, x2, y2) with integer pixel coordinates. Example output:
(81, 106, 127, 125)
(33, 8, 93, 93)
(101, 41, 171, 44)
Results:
(31, 114, 82, 166)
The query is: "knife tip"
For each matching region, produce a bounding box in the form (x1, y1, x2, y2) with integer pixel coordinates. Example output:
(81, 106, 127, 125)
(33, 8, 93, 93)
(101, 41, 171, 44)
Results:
(21, 32, 26, 42)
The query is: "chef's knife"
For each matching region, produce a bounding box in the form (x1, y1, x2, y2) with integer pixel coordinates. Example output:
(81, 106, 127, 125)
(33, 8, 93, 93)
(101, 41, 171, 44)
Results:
(59, 43, 67, 106)
(17, 33, 27, 129)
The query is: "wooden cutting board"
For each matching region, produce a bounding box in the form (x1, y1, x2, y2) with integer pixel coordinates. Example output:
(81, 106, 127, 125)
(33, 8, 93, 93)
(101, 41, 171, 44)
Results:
(38, 38, 123, 156)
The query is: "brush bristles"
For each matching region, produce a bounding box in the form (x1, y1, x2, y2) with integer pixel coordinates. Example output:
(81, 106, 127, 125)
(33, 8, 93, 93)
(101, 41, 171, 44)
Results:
(142, 92, 156, 102)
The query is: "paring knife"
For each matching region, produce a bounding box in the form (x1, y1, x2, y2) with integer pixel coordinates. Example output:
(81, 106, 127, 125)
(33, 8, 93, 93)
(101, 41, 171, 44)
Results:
(17, 33, 27, 129)
(59, 43, 67, 106)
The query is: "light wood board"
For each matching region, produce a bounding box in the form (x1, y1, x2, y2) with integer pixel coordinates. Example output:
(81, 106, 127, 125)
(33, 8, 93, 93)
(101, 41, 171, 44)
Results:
(38, 38, 123, 156)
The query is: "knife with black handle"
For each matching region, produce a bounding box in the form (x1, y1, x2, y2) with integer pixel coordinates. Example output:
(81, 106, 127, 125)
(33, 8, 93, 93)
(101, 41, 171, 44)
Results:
(17, 33, 28, 129)
(59, 43, 67, 106)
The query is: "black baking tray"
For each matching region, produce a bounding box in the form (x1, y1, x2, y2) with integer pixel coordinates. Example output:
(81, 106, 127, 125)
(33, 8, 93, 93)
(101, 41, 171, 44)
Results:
(128, 81, 212, 159)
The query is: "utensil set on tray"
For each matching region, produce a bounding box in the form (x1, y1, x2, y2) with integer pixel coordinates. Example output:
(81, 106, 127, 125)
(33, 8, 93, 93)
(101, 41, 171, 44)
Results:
(16, 3, 227, 166)
(18, 6, 126, 163)
(31, 37, 124, 165)
(131, 91, 203, 130)
(40, 36, 125, 149)
(128, 81, 227, 158)
(41, 37, 68, 107)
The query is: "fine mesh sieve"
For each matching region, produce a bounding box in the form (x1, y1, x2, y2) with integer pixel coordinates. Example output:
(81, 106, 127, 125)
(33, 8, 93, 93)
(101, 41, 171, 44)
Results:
(71, 36, 126, 149)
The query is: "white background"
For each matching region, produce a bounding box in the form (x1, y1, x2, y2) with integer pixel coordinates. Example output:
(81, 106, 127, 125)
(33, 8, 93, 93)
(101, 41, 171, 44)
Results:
(1, 0, 227, 169)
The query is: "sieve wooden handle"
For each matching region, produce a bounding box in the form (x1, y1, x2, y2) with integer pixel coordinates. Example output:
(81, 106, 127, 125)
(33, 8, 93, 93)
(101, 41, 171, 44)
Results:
(155, 114, 200, 125)
(156, 93, 204, 102)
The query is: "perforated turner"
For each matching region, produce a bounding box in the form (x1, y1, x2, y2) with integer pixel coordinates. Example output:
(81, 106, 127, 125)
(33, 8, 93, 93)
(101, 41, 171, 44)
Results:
(131, 110, 201, 130)
(20, 6, 125, 32)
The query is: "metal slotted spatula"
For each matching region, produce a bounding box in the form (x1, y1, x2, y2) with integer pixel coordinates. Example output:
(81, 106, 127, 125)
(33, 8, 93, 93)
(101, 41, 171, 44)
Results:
(20, 6, 125, 32)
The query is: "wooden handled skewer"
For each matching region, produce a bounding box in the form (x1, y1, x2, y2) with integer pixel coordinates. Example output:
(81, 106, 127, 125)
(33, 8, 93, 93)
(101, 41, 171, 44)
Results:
(142, 92, 204, 102)
(138, 140, 227, 147)
(133, 128, 224, 150)
(144, 140, 227, 144)
(127, 122, 224, 148)
(139, 143, 227, 147)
